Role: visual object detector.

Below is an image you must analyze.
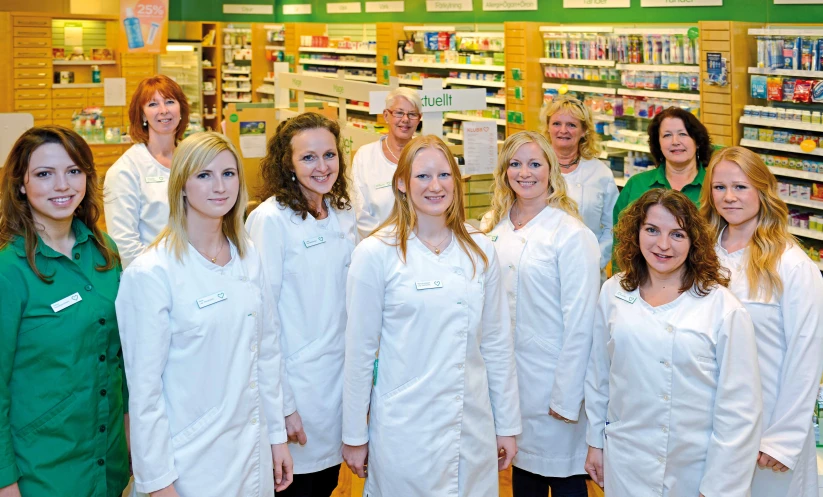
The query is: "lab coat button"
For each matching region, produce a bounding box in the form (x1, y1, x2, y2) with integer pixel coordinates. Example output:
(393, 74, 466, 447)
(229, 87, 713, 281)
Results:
(339, 233, 345, 239)
(508, 264, 514, 270)
(658, 456, 664, 463)
(662, 426, 668, 433)
(85, 284, 93, 291)
(250, 381, 257, 389)
(251, 343, 258, 352)
(457, 363, 464, 370)
(454, 395, 461, 401)
(662, 395, 669, 401)
(251, 311, 257, 317)
(520, 238, 525, 244)
(666, 325, 673, 333)
(251, 417, 258, 425)
(661, 360, 669, 367)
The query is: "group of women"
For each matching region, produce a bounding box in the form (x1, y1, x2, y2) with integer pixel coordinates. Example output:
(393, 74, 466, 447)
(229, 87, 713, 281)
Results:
(0, 74, 821, 497)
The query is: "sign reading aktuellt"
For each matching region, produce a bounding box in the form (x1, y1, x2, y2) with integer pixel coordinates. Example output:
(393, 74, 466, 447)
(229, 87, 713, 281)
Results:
(369, 89, 486, 114)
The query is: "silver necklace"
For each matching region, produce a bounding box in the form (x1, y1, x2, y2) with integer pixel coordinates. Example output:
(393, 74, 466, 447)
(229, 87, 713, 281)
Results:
(558, 155, 580, 169)
(384, 137, 401, 162)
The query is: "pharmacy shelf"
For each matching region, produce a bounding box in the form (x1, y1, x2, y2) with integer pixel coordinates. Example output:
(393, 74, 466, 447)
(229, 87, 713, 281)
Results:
(327, 101, 371, 112)
(789, 226, 823, 242)
(53, 60, 116, 65)
(540, 26, 614, 33)
(741, 139, 823, 158)
(594, 114, 616, 123)
(748, 67, 823, 78)
(615, 63, 699, 73)
(539, 58, 615, 67)
(455, 31, 504, 38)
(298, 59, 377, 69)
(615, 27, 692, 35)
(394, 61, 506, 72)
(781, 195, 823, 210)
(222, 97, 252, 103)
(399, 78, 426, 86)
(299, 47, 377, 55)
(444, 113, 506, 126)
(304, 71, 377, 82)
(256, 86, 275, 95)
(223, 27, 251, 33)
(542, 82, 617, 95)
(404, 25, 456, 32)
(614, 176, 628, 188)
(741, 116, 823, 133)
(222, 76, 250, 81)
(265, 45, 284, 50)
(604, 141, 651, 153)
(223, 68, 251, 75)
(52, 83, 102, 88)
(768, 166, 823, 182)
(749, 28, 823, 37)
(203, 90, 216, 96)
(222, 86, 251, 92)
(445, 77, 506, 88)
(487, 97, 506, 105)
(617, 88, 701, 101)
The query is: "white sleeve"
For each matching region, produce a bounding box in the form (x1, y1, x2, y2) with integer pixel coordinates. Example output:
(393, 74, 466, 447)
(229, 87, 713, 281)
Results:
(342, 241, 385, 445)
(115, 262, 178, 494)
(246, 209, 297, 416)
(479, 248, 522, 436)
(584, 287, 612, 449)
(699, 307, 763, 497)
(104, 157, 145, 267)
(351, 148, 380, 240)
(760, 261, 823, 469)
(549, 228, 600, 421)
(599, 175, 619, 269)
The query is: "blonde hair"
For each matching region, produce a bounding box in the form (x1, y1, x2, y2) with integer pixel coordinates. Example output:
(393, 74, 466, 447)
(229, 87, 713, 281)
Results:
(151, 132, 249, 260)
(373, 135, 488, 276)
(385, 86, 422, 113)
(540, 96, 601, 160)
(700, 146, 795, 301)
(484, 131, 580, 232)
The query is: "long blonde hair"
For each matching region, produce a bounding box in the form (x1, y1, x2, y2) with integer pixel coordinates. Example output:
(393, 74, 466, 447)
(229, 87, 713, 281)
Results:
(484, 131, 580, 232)
(540, 96, 601, 160)
(151, 132, 249, 260)
(700, 146, 795, 301)
(373, 134, 488, 276)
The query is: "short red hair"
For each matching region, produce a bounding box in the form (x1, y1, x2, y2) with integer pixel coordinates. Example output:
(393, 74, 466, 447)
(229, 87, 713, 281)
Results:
(128, 74, 190, 144)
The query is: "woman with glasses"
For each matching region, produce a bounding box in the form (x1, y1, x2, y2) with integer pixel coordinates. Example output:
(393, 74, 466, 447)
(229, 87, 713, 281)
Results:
(352, 87, 422, 240)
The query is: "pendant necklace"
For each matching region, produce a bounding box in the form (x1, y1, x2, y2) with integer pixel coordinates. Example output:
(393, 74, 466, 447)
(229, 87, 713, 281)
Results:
(418, 231, 451, 255)
(384, 137, 401, 163)
(196, 237, 224, 263)
(558, 155, 580, 169)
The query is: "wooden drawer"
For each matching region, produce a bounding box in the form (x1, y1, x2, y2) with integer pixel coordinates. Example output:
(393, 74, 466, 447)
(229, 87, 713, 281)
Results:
(14, 48, 52, 58)
(13, 16, 51, 28)
(14, 38, 52, 49)
(53, 118, 74, 128)
(33, 118, 53, 127)
(53, 109, 78, 120)
(103, 117, 124, 127)
(95, 156, 118, 168)
(122, 67, 153, 78)
(53, 88, 88, 99)
(92, 145, 126, 160)
(13, 27, 51, 38)
(14, 68, 50, 79)
(52, 97, 87, 110)
(14, 58, 51, 69)
(15, 89, 51, 100)
(14, 78, 51, 90)
(121, 55, 155, 66)
(27, 110, 52, 121)
(88, 88, 105, 98)
(14, 100, 51, 111)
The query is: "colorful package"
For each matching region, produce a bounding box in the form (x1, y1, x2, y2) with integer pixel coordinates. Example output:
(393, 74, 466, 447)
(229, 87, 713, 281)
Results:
(751, 75, 768, 99)
(425, 32, 438, 51)
(767, 76, 784, 101)
(783, 78, 797, 101)
(812, 80, 823, 103)
(795, 79, 813, 103)
(438, 32, 449, 51)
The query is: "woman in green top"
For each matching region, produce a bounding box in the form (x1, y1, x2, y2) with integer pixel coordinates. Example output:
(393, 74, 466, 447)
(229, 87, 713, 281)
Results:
(0, 126, 129, 497)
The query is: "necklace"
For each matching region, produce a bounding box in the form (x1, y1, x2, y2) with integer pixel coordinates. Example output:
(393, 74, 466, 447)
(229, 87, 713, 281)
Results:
(417, 231, 451, 255)
(384, 136, 401, 163)
(512, 201, 541, 228)
(195, 237, 225, 263)
(558, 155, 580, 169)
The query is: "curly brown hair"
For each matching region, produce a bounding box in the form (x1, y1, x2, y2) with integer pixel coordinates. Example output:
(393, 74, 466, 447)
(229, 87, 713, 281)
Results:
(259, 112, 351, 219)
(647, 107, 712, 168)
(615, 188, 729, 296)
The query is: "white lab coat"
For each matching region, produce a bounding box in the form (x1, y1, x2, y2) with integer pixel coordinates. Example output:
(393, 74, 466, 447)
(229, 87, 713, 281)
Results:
(104, 143, 170, 267)
(716, 237, 823, 497)
(585, 276, 763, 497)
(116, 241, 288, 496)
(351, 138, 396, 240)
(343, 226, 522, 497)
(561, 158, 619, 270)
(486, 206, 600, 477)
(246, 197, 356, 474)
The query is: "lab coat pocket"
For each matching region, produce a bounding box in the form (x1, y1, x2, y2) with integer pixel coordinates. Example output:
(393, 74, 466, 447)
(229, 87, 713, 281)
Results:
(381, 376, 420, 402)
(16, 392, 77, 441)
(528, 256, 560, 281)
(171, 404, 221, 448)
(18, 314, 60, 335)
(531, 333, 562, 358)
(286, 338, 320, 363)
(696, 355, 718, 373)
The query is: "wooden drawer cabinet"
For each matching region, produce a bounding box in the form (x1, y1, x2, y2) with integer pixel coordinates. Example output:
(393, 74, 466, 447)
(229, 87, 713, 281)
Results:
(13, 16, 51, 28)
(27, 110, 52, 121)
(53, 88, 88, 99)
(53, 109, 78, 120)
(15, 89, 51, 100)
(14, 68, 50, 79)
(13, 27, 51, 38)
(53, 119, 74, 128)
(14, 100, 50, 111)
(13, 58, 51, 69)
(52, 97, 87, 110)
(33, 119, 53, 127)
(122, 67, 153, 78)
(13, 79, 51, 90)
(14, 38, 52, 49)
(88, 88, 105, 98)
(14, 48, 52, 58)
(121, 55, 155, 66)
(92, 145, 126, 161)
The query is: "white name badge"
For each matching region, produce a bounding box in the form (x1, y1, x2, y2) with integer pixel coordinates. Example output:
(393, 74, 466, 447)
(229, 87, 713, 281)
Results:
(146, 176, 166, 183)
(51, 292, 82, 312)
(375, 181, 392, 189)
(303, 236, 326, 248)
(197, 291, 227, 309)
(415, 280, 443, 290)
(487, 234, 498, 242)
(615, 290, 637, 304)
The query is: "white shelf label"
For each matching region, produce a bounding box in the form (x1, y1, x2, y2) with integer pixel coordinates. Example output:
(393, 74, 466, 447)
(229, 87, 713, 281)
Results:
(223, 4, 274, 14)
(327, 2, 363, 13)
(426, 0, 473, 11)
(774, 0, 823, 3)
(282, 4, 312, 15)
(641, 0, 722, 6)
(366, 1, 405, 11)
(483, 0, 538, 10)
(563, 0, 630, 7)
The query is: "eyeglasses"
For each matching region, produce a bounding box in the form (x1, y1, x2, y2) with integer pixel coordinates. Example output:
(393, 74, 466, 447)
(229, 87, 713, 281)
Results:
(388, 109, 421, 120)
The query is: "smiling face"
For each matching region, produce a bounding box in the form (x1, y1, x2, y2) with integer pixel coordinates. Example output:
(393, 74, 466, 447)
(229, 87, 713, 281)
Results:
(183, 150, 240, 222)
(658, 117, 697, 168)
(506, 141, 550, 202)
(290, 127, 340, 208)
(383, 96, 421, 143)
(20, 143, 86, 228)
(711, 159, 761, 231)
(639, 204, 691, 280)
(142, 90, 181, 137)
(398, 147, 455, 219)
(548, 111, 585, 152)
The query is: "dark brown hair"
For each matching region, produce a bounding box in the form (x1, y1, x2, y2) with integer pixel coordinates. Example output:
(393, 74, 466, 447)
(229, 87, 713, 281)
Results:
(128, 74, 190, 144)
(647, 107, 713, 169)
(615, 188, 728, 296)
(259, 112, 351, 219)
(0, 125, 120, 282)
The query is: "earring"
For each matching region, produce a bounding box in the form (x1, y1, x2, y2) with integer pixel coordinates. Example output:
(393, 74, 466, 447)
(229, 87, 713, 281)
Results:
(143, 120, 148, 126)
(291, 172, 296, 182)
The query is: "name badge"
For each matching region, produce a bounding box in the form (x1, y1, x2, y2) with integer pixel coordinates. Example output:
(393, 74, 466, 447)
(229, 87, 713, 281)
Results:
(303, 236, 326, 248)
(415, 280, 443, 291)
(375, 181, 392, 189)
(51, 292, 82, 312)
(146, 176, 166, 183)
(487, 235, 498, 242)
(197, 291, 227, 309)
(615, 290, 637, 304)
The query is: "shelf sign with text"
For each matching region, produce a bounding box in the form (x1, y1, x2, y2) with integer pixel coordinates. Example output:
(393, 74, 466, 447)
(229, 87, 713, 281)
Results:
(563, 0, 629, 6)
(369, 89, 486, 114)
(222, 4, 274, 14)
(426, 0, 473, 11)
(366, 1, 405, 11)
(483, 0, 538, 9)
(327, 2, 363, 13)
(120, 0, 169, 54)
(641, 0, 722, 6)
(774, 0, 823, 3)
(283, 4, 312, 15)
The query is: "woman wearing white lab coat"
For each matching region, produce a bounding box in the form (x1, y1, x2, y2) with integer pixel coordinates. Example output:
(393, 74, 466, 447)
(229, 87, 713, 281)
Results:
(585, 188, 762, 497)
(104, 75, 190, 267)
(116, 132, 293, 497)
(342, 135, 521, 497)
(541, 96, 618, 278)
(351, 87, 422, 239)
(246, 113, 356, 496)
(482, 131, 599, 497)
(701, 146, 823, 497)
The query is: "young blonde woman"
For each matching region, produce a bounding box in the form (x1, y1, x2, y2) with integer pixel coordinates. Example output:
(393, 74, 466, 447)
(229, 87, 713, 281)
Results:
(116, 132, 293, 497)
(482, 131, 599, 497)
(701, 146, 823, 497)
(342, 135, 521, 496)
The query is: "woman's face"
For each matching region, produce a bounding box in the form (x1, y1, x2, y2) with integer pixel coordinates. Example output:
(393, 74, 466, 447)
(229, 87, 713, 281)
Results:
(20, 143, 86, 227)
(506, 142, 550, 202)
(658, 117, 697, 168)
(710, 160, 761, 230)
(547, 111, 585, 152)
(383, 97, 420, 142)
(142, 90, 181, 137)
(290, 127, 340, 202)
(398, 147, 455, 219)
(639, 204, 691, 280)
(183, 150, 240, 222)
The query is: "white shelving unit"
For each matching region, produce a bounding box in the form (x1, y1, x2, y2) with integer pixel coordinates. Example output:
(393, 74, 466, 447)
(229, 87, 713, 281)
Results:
(539, 58, 615, 67)
(781, 195, 823, 210)
(741, 116, 823, 133)
(395, 60, 506, 72)
(741, 139, 823, 158)
(617, 87, 700, 101)
(444, 113, 506, 126)
(299, 47, 376, 55)
(445, 77, 505, 88)
(615, 63, 699, 73)
(747, 66, 823, 79)
(298, 59, 376, 69)
(768, 166, 823, 182)
(542, 82, 616, 95)
(53, 60, 116, 65)
(789, 226, 823, 242)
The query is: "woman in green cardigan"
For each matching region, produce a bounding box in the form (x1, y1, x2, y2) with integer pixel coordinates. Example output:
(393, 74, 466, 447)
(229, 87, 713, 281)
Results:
(0, 126, 130, 497)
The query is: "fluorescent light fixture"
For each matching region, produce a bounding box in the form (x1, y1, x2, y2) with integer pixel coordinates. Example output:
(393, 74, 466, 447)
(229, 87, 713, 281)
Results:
(166, 44, 195, 52)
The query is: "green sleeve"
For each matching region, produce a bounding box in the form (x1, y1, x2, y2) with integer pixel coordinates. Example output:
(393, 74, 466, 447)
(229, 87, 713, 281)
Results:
(0, 272, 21, 487)
(611, 181, 633, 273)
(120, 353, 129, 414)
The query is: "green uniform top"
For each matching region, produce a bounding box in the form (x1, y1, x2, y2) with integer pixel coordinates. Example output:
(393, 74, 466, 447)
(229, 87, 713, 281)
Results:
(0, 218, 129, 497)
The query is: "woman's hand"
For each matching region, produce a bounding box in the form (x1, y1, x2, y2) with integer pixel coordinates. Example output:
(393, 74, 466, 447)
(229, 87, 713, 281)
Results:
(343, 443, 369, 478)
(272, 443, 294, 491)
(0, 482, 22, 497)
(150, 484, 181, 497)
(584, 446, 604, 488)
(549, 408, 574, 424)
(757, 451, 789, 472)
(496, 435, 517, 471)
(285, 411, 308, 445)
